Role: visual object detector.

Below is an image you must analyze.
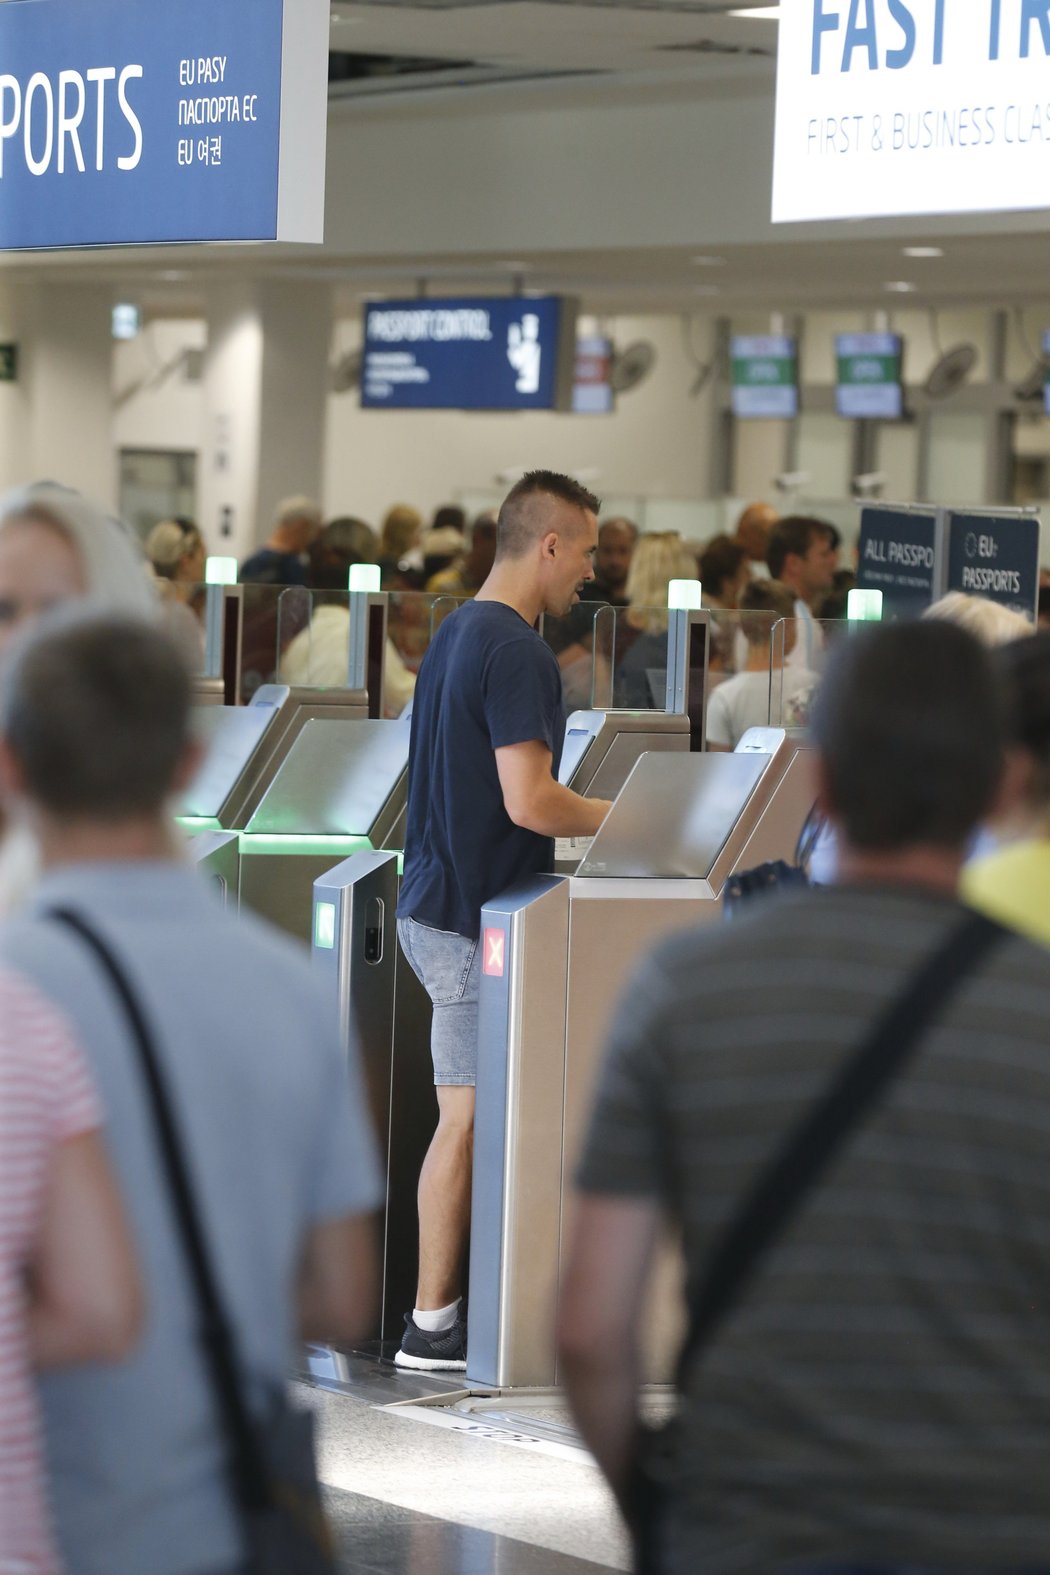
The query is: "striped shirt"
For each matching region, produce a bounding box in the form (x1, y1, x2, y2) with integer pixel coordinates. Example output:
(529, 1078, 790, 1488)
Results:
(0, 969, 101, 1575)
(577, 885, 1050, 1574)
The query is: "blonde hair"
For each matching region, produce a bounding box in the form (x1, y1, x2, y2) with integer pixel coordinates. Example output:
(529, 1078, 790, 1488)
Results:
(923, 592, 1033, 647)
(624, 532, 699, 634)
(380, 504, 423, 559)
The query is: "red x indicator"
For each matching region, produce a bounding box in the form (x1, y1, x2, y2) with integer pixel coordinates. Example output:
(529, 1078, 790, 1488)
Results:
(483, 928, 506, 977)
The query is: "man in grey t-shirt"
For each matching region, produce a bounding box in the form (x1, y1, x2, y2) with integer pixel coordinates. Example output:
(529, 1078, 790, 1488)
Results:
(0, 612, 381, 1575)
(560, 621, 1050, 1574)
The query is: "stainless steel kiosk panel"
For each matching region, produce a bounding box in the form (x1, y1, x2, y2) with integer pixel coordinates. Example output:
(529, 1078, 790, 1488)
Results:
(558, 709, 690, 799)
(233, 686, 370, 827)
(239, 718, 410, 942)
(181, 685, 291, 830)
(470, 730, 817, 1388)
(311, 851, 434, 1356)
(186, 829, 239, 907)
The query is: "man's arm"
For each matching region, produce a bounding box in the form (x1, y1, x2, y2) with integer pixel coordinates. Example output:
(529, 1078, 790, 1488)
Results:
(297, 1212, 379, 1346)
(28, 1130, 143, 1368)
(496, 740, 612, 838)
(557, 1192, 661, 1516)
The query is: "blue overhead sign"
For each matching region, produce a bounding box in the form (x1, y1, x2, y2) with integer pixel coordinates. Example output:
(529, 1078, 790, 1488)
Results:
(946, 511, 1039, 622)
(361, 297, 576, 411)
(0, 0, 329, 249)
(856, 506, 939, 619)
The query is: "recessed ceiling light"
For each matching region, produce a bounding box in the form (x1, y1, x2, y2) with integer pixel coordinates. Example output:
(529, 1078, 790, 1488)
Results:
(691, 255, 727, 267)
(497, 260, 531, 271)
(693, 284, 721, 296)
(885, 280, 918, 293)
(902, 246, 944, 258)
(158, 270, 187, 282)
(729, 5, 780, 16)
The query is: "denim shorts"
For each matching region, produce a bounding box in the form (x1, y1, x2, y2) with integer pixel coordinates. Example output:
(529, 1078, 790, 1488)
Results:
(397, 916, 481, 1087)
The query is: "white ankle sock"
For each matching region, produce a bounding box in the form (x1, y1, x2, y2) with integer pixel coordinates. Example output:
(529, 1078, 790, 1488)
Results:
(414, 1299, 460, 1333)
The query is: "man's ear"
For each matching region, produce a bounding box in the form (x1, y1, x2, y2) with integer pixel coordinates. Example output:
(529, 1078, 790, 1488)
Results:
(169, 736, 204, 797)
(540, 531, 559, 563)
(0, 737, 27, 805)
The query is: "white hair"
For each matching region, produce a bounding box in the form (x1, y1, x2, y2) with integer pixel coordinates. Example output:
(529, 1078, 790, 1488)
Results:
(922, 591, 1033, 648)
(0, 480, 157, 619)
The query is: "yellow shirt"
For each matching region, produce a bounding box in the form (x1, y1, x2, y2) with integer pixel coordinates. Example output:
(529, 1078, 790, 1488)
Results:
(961, 838, 1050, 949)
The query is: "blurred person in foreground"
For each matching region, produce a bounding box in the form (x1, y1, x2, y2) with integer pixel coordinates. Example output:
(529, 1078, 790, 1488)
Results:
(0, 482, 156, 916)
(923, 589, 1033, 646)
(560, 619, 1050, 1575)
(963, 630, 1050, 947)
(395, 470, 612, 1371)
(0, 612, 381, 1575)
(239, 495, 322, 587)
(0, 968, 141, 1575)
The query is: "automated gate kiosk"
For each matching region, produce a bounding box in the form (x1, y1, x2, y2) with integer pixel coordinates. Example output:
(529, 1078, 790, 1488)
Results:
(239, 716, 410, 942)
(469, 727, 816, 1389)
(186, 830, 239, 907)
(178, 683, 371, 835)
(308, 706, 702, 1358)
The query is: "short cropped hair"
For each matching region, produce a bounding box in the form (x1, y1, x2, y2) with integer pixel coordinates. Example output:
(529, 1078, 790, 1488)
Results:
(740, 578, 796, 646)
(767, 515, 828, 580)
(698, 534, 747, 599)
(1, 611, 191, 819)
(810, 621, 1007, 852)
(496, 471, 601, 560)
(275, 495, 322, 531)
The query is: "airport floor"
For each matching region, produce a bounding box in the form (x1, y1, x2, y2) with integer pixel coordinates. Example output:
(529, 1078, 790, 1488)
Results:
(298, 1352, 633, 1574)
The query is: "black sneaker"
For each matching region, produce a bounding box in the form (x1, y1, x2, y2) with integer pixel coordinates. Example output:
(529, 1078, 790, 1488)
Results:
(393, 1310, 467, 1371)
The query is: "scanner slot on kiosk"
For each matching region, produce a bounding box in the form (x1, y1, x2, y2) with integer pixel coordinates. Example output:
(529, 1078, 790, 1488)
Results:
(469, 726, 817, 1389)
(240, 717, 410, 942)
(186, 829, 240, 905)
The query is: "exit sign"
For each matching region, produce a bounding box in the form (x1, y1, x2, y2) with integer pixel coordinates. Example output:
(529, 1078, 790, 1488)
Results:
(0, 346, 18, 382)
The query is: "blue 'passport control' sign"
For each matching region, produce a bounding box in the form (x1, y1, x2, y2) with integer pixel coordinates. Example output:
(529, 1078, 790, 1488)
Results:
(0, 0, 328, 248)
(856, 506, 939, 618)
(946, 511, 1040, 622)
(361, 297, 576, 411)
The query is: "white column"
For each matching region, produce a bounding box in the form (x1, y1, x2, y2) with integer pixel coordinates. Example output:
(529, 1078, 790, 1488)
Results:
(11, 283, 115, 505)
(199, 280, 331, 564)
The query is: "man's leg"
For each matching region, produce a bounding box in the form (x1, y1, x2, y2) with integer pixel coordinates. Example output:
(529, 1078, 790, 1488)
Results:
(415, 1085, 475, 1310)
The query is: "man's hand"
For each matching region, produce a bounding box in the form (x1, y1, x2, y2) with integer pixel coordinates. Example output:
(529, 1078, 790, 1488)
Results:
(496, 740, 612, 838)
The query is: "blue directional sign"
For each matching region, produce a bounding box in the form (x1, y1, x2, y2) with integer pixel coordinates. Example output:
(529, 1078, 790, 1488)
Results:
(856, 506, 940, 619)
(946, 511, 1039, 623)
(361, 297, 576, 412)
(0, 0, 328, 248)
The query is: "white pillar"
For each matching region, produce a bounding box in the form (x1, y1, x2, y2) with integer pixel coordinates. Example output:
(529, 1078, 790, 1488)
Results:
(0, 283, 115, 505)
(200, 281, 331, 564)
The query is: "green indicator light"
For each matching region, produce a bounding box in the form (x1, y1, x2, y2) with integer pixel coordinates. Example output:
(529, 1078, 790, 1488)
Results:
(847, 588, 884, 623)
(348, 563, 382, 594)
(396, 851, 404, 877)
(177, 815, 224, 833)
(668, 578, 703, 611)
(205, 556, 238, 586)
(314, 901, 337, 950)
(238, 834, 373, 857)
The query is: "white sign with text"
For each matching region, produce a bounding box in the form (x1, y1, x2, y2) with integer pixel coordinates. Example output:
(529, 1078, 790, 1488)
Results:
(773, 0, 1050, 222)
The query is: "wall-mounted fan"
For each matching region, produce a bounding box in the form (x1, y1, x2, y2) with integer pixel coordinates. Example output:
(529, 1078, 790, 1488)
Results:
(609, 340, 656, 394)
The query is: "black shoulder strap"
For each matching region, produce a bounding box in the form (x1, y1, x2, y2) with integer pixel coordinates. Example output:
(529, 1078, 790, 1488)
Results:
(677, 907, 1007, 1384)
(49, 907, 271, 1514)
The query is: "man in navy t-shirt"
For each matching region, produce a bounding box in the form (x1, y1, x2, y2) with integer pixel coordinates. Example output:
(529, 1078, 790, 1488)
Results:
(395, 470, 613, 1370)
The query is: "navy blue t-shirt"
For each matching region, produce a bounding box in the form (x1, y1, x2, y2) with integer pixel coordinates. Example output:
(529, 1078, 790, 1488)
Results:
(398, 599, 566, 940)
